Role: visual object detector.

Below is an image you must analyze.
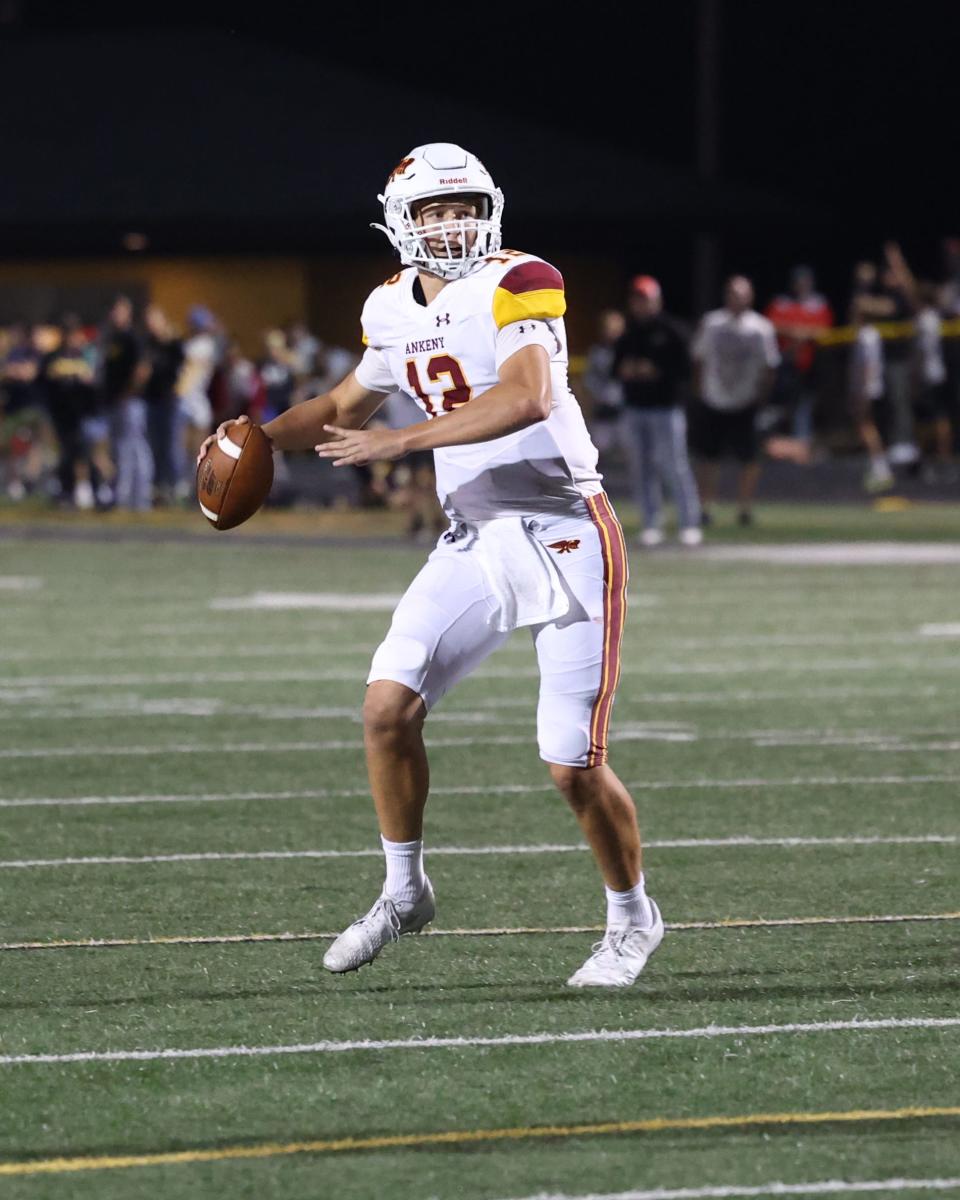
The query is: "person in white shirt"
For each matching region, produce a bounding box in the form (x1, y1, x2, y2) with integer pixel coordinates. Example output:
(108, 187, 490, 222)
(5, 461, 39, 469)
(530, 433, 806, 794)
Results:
(913, 282, 955, 481)
(198, 142, 662, 990)
(690, 275, 780, 527)
(848, 296, 892, 492)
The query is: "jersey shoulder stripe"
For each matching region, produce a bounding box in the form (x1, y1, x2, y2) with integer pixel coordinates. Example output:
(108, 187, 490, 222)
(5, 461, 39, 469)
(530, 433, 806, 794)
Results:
(492, 259, 566, 329)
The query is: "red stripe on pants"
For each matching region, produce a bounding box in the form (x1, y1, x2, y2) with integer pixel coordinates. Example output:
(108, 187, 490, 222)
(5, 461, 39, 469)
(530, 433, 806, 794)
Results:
(585, 493, 628, 767)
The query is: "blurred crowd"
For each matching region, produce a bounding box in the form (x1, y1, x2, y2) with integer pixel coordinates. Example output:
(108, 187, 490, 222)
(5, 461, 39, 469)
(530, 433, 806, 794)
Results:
(0, 297, 357, 513)
(2, 238, 959, 541)
(583, 240, 960, 543)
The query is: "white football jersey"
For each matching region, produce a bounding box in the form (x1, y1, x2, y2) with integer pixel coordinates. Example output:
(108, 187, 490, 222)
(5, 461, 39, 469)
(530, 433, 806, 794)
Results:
(353, 251, 603, 522)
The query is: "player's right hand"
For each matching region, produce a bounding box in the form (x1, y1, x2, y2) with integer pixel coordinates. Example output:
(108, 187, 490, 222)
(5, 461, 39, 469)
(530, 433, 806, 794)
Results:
(197, 415, 250, 465)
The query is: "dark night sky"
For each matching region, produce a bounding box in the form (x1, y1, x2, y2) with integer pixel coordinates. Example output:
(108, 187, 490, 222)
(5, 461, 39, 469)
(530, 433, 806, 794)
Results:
(4, 0, 959, 308)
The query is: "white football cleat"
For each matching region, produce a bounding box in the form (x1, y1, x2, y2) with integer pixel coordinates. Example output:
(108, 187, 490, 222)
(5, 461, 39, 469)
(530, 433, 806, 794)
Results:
(323, 879, 435, 974)
(638, 528, 665, 548)
(678, 526, 703, 547)
(566, 901, 664, 988)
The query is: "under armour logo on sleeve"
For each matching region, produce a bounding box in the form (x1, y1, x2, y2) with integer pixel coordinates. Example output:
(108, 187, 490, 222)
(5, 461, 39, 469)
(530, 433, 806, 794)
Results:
(436, 313, 451, 326)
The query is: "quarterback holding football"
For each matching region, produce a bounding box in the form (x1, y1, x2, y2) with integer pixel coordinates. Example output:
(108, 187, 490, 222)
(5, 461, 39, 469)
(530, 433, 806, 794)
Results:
(199, 143, 663, 986)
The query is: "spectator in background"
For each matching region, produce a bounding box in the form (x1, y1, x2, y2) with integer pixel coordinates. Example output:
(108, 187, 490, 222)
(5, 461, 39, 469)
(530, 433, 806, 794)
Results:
(101, 295, 152, 511)
(854, 244, 918, 463)
(143, 305, 184, 505)
(176, 305, 219, 495)
(939, 237, 960, 448)
(259, 329, 298, 506)
(582, 308, 625, 455)
(259, 329, 297, 422)
(913, 281, 955, 481)
(1, 321, 47, 500)
(285, 319, 320, 381)
(613, 276, 701, 546)
(41, 314, 98, 508)
(847, 294, 892, 492)
(765, 265, 833, 447)
(690, 275, 780, 527)
(309, 338, 357, 398)
(222, 340, 263, 421)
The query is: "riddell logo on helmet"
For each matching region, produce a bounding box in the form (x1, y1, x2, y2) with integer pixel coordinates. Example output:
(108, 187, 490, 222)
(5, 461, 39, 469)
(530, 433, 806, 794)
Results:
(439, 176, 469, 184)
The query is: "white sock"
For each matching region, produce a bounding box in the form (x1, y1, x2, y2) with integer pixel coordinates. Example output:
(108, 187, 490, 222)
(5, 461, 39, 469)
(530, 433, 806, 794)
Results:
(381, 835, 425, 908)
(605, 874, 654, 929)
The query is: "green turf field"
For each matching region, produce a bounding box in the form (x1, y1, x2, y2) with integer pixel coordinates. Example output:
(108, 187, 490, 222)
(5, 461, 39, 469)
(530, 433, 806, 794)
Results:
(1, 504, 959, 1199)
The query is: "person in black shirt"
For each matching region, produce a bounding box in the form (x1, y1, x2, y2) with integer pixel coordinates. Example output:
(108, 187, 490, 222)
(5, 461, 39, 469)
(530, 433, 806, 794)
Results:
(143, 305, 185, 505)
(41, 315, 98, 507)
(613, 276, 702, 546)
(100, 295, 153, 511)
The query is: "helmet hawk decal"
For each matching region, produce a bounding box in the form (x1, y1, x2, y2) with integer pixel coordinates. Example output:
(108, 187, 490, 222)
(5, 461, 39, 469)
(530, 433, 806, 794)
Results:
(387, 156, 416, 183)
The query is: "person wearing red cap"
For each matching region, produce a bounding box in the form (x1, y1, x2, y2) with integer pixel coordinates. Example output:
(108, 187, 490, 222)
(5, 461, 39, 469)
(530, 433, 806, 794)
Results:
(612, 275, 702, 546)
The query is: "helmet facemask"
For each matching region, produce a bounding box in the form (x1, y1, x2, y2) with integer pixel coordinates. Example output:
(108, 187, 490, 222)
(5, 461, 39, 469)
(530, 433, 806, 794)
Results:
(374, 189, 504, 281)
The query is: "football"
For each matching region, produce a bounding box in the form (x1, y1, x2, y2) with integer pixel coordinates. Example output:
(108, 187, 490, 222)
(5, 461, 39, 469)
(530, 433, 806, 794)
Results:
(197, 422, 274, 530)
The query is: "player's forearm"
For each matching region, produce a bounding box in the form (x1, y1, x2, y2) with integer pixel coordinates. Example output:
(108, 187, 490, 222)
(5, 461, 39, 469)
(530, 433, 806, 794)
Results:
(401, 382, 548, 452)
(264, 393, 371, 451)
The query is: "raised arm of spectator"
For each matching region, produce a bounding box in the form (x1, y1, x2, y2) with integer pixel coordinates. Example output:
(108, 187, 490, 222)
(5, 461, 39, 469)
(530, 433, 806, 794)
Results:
(884, 241, 919, 310)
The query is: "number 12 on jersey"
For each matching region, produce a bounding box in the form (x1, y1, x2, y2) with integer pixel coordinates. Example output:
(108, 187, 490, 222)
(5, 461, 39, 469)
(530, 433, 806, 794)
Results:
(405, 355, 473, 417)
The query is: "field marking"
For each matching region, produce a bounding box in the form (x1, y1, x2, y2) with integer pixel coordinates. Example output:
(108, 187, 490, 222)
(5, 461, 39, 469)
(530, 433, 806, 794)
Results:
(0, 576, 42, 590)
(205, 591, 661, 612)
(210, 591, 403, 610)
(4, 911, 959, 953)
(496, 1176, 960, 1200)
(0, 736, 551, 760)
(1, 1108, 957, 1180)
(700, 542, 960, 565)
(5, 657, 960, 690)
(2, 834, 956, 871)
(7, 728, 960, 761)
(0, 681, 952, 710)
(0, 703, 523, 725)
(4, 773, 960, 809)
(0, 630, 952, 665)
(3, 1017, 959, 1069)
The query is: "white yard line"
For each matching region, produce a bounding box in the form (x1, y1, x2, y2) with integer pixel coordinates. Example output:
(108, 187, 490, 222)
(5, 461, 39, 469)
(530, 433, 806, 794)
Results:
(0, 736, 548, 760)
(0, 576, 42, 590)
(2, 1016, 957, 1068)
(469, 686, 949, 707)
(491, 1177, 960, 1200)
(4, 773, 959, 809)
(1, 834, 954, 871)
(0, 644, 378, 663)
(698, 542, 960, 565)
(3, 657, 960, 689)
(0, 704, 518, 724)
(0, 631, 951, 664)
(6, 729, 960, 759)
(210, 591, 403, 610)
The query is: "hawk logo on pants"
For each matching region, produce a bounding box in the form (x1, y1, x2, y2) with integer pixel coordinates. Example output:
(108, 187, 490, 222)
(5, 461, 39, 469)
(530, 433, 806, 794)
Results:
(547, 538, 581, 554)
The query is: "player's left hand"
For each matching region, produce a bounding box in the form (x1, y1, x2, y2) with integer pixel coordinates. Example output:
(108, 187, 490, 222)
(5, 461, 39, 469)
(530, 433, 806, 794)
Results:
(315, 425, 407, 467)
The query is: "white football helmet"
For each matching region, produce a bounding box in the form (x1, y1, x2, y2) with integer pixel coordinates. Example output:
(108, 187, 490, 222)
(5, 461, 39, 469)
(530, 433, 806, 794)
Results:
(372, 143, 504, 280)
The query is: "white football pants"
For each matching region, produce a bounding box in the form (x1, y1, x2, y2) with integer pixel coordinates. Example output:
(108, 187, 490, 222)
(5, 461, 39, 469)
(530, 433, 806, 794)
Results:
(367, 495, 628, 768)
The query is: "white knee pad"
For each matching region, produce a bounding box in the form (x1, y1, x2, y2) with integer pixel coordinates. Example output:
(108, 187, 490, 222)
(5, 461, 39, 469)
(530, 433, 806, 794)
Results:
(537, 706, 593, 769)
(368, 634, 431, 691)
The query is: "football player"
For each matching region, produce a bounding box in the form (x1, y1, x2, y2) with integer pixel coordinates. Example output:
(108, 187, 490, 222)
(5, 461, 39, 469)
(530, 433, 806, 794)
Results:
(199, 143, 662, 986)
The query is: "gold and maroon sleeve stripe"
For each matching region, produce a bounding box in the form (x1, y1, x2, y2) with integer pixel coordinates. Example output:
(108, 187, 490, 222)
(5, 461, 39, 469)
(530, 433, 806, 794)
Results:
(585, 493, 629, 767)
(492, 260, 566, 329)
